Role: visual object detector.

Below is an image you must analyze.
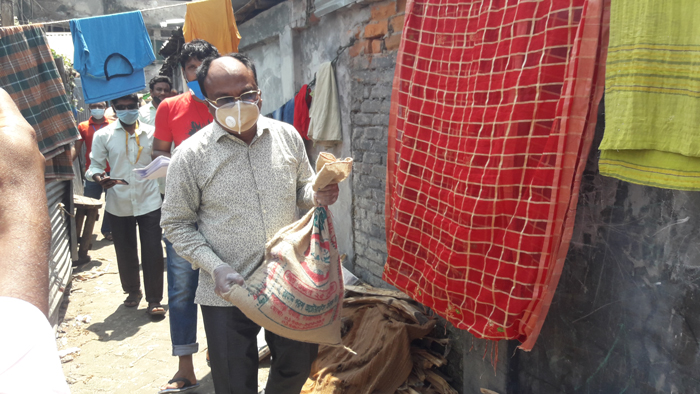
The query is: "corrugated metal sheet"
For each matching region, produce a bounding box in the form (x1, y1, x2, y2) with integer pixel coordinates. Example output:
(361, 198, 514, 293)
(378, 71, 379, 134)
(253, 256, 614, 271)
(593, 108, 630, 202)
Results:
(73, 77, 90, 124)
(45, 180, 73, 328)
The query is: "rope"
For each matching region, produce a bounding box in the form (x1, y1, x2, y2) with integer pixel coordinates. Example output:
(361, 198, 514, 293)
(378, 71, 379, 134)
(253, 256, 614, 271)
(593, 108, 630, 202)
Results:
(18, 0, 209, 27)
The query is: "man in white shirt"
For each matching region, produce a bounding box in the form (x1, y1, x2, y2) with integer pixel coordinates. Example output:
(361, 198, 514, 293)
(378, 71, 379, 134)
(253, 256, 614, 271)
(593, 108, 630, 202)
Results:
(139, 76, 172, 126)
(87, 93, 165, 316)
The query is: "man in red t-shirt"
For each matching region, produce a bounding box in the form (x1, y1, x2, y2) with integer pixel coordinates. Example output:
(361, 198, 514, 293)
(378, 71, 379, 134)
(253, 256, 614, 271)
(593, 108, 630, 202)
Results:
(75, 101, 113, 240)
(153, 39, 220, 394)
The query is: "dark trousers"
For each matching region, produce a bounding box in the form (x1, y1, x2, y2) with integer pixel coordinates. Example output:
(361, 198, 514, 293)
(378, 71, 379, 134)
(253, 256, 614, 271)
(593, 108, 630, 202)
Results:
(107, 209, 164, 303)
(83, 180, 111, 235)
(201, 305, 318, 394)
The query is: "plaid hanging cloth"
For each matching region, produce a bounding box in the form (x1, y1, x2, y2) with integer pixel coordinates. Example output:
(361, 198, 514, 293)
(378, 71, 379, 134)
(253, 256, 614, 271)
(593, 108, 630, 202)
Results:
(0, 25, 80, 182)
(383, 0, 610, 350)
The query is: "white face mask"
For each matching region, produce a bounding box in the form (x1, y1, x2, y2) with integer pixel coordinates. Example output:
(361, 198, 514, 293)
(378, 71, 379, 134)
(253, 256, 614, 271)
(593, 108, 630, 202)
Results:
(214, 101, 260, 134)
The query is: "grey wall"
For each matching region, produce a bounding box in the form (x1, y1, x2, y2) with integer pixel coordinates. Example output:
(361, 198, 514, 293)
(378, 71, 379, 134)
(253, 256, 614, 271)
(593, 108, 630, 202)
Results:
(346, 53, 394, 287)
(458, 102, 700, 394)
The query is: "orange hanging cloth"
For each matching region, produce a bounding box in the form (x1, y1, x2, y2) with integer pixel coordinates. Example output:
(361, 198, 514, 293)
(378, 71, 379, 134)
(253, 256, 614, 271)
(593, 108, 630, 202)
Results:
(183, 0, 241, 54)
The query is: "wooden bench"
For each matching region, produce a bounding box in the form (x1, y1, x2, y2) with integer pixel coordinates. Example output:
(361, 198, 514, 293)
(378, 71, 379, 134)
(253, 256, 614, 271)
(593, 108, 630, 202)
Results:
(73, 195, 103, 265)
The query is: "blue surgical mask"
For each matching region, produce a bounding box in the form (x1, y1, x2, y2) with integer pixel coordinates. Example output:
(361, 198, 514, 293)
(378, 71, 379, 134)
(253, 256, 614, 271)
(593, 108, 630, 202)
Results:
(116, 109, 140, 125)
(188, 80, 205, 101)
(90, 108, 105, 119)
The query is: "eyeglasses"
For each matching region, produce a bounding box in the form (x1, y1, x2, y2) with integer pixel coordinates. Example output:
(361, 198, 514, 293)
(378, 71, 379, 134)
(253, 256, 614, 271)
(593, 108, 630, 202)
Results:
(207, 90, 261, 107)
(114, 104, 138, 110)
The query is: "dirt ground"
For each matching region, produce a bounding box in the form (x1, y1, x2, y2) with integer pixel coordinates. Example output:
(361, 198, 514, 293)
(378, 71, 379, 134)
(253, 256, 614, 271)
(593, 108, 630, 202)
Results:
(58, 206, 270, 393)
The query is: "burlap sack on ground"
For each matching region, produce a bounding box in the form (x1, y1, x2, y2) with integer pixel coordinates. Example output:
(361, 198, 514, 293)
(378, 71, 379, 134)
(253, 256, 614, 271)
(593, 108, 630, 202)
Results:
(302, 297, 436, 394)
(222, 153, 353, 345)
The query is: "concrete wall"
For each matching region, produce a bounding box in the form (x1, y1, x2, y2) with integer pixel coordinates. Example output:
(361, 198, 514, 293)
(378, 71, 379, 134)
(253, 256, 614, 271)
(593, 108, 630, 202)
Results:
(238, 0, 392, 268)
(238, 0, 405, 286)
(456, 103, 700, 394)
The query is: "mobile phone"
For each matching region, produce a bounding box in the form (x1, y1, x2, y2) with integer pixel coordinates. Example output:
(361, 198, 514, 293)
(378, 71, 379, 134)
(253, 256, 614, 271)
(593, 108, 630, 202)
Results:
(111, 178, 129, 185)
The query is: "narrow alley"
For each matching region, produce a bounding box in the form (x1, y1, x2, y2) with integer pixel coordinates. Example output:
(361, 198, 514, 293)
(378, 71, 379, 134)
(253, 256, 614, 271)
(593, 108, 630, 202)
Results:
(58, 211, 270, 393)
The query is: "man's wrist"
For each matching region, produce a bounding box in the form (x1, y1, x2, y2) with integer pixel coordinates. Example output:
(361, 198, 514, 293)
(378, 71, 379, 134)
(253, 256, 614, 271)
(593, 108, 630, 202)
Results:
(92, 174, 101, 182)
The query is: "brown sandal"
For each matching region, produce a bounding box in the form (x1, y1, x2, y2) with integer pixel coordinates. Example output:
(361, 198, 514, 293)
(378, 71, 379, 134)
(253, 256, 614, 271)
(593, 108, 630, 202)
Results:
(124, 292, 142, 307)
(148, 303, 166, 316)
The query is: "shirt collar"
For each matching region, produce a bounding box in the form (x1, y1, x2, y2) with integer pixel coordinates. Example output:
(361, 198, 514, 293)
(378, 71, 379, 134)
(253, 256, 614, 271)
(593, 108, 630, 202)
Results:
(89, 117, 108, 125)
(212, 116, 269, 144)
(113, 120, 148, 136)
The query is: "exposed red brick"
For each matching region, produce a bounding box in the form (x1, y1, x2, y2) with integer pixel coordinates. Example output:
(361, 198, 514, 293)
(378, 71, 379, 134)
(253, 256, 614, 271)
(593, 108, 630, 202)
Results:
(371, 1, 397, 20)
(349, 40, 365, 57)
(364, 20, 388, 39)
(309, 13, 321, 25)
(371, 39, 383, 54)
(350, 40, 373, 57)
(385, 34, 402, 51)
(351, 26, 362, 40)
(389, 15, 405, 34)
(397, 0, 407, 12)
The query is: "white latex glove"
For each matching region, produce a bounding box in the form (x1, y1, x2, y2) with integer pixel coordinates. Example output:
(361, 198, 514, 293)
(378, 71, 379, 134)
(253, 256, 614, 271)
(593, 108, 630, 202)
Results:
(213, 265, 246, 297)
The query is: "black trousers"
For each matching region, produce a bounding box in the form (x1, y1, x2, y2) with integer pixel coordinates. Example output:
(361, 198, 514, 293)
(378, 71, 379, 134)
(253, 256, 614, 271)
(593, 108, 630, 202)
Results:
(106, 209, 164, 303)
(201, 305, 318, 394)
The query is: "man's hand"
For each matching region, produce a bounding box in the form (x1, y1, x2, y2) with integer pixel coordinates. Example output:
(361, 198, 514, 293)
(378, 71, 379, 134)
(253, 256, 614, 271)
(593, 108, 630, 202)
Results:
(0, 88, 51, 316)
(314, 183, 340, 206)
(93, 172, 118, 190)
(213, 264, 246, 297)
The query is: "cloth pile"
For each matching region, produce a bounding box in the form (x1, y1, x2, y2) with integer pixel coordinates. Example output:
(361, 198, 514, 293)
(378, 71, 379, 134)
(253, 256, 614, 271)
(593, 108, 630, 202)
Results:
(302, 284, 458, 394)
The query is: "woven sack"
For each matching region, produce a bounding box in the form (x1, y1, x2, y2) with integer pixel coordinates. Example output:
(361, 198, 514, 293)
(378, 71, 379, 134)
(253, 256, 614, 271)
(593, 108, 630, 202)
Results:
(222, 153, 353, 345)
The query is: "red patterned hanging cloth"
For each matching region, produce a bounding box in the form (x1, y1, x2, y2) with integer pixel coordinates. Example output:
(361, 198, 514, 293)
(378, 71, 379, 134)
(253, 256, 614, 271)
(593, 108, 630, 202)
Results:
(383, 0, 610, 350)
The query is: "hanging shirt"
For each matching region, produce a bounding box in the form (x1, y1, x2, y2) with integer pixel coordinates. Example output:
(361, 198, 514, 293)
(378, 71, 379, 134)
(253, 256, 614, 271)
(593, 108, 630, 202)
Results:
(183, 0, 241, 54)
(308, 62, 342, 143)
(70, 11, 155, 104)
(138, 102, 157, 126)
(154, 93, 213, 148)
(78, 116, 112, 172)
(86, 121, 161, 217)
(293, 84, 312, 140)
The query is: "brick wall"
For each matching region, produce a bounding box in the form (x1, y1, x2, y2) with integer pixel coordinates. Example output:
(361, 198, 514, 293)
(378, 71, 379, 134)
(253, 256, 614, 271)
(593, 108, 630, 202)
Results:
(348, 0, 406, 57)
(345, 0, 405, 287)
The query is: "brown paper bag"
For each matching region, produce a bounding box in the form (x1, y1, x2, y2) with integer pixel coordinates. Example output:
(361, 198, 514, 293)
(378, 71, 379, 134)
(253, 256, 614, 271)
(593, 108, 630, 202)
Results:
(222, 153, 353, 345)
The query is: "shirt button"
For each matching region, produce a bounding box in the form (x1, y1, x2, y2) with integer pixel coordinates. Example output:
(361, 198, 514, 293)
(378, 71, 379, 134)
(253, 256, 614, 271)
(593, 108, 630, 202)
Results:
(263, 210, 267, 214)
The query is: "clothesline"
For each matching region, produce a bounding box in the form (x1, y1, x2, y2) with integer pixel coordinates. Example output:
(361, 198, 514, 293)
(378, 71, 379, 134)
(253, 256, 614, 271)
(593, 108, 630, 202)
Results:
(18, 0, 209, 27)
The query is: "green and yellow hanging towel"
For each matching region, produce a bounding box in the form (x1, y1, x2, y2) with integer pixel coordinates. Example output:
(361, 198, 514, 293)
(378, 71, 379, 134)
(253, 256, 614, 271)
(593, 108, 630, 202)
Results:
(600, 0, 700, 191)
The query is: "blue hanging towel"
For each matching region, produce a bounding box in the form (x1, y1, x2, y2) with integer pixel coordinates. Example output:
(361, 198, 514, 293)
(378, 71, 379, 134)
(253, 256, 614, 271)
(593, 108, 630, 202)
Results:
(70, 11, 155, 104)
(281, 98, 295, 125)
(272, 107, 283, 121)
